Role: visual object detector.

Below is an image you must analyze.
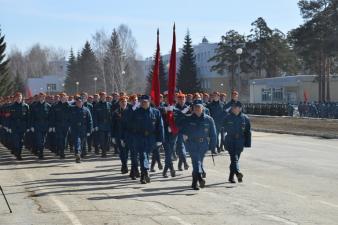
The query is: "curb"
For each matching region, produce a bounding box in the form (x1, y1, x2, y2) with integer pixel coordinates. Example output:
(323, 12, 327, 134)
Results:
(253, 128, 338, 139)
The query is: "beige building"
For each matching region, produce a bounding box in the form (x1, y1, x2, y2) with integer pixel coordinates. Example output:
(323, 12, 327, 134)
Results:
(249, 75, 338, 104)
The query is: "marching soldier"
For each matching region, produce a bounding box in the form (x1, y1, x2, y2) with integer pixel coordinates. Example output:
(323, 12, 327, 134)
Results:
(223, 101, 251, 183)
(50, 92, 70, 159)
(81, 92, 94, 155)
(93, 92, 112, 157)
(181, 99, 217, 190)
(30, 92, 51, 159)
(132, 95, 164, 184)
(8, 92, 30, 160)
(69, 96, 93, 163)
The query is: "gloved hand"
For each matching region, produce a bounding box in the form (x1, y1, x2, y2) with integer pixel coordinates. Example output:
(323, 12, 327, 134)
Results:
(168, 127, 172, 133)
(26, 129, 30, 132)
(165, 105, 174, 112)
(112, 138, 116, 144)
(181, 107, 190, 114)
(94, 127, 99, 131)
(48, 127, 53, 133)
(156, 142, 162, 147)
(121, 140, 126, 147)
(8, 128, 12, 133)
(183, 135, 188, 141)
(31, 127, 35, 132)
(87, 133, 90, 137)
(132, 102, 140, 111)
(52, 127, 56, 132)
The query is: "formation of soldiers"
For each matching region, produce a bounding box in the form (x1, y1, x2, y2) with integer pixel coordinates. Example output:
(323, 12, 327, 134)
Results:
(0, 90, 251, 190)
(298, 102, 338, 119)
(243, 103, 294, 117)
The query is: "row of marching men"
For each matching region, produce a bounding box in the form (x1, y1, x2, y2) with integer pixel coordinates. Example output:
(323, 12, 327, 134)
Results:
(0, 90, 251, 190)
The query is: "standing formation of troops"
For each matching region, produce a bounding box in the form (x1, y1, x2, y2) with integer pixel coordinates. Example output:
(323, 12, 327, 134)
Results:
(0, 90, 251, 190)
(298, 101, 338, 119)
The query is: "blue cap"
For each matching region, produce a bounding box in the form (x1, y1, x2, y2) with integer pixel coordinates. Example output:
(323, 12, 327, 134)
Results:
(140, 95, 150, 101)
(193, 99, 204, 106)
(231, 101, 242, 108)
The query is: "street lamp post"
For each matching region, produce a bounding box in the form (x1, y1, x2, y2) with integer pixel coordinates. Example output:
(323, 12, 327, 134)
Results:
(76, 81, 79, 94)
(93, 77, 97, 94)
(236, 48, 243, 93)
(252, 81, 256, 103)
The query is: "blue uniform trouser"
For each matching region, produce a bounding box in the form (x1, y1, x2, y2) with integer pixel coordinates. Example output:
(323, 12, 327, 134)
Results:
(118, 139, 129, 165)
(98, 130, 110, 154)
(135, 136, 154, 173)
(185, 141, 208, 176)
(126, 134, 138, 170)
(229, 148, 242, 174)
(56, 127, 68, 157)
(163, 134, 177, 168)
(73, 133, 86, 156)
(34, 130, 47, 157)
(176, 133, 187, 163)
(151, 146, 160, 164)
(12, 130, 24, 156)
(220, 128, 225, 150)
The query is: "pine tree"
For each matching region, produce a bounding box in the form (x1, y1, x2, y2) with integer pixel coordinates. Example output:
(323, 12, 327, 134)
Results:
(0, 27, 13, 96)
(104, 29, 124, 93)
(177, 32, 200, 93)
(12, 71, 25, 94)
(64, 48, 78, 94)
(145, 55, 167, 94)
(78, 41, 100, 94)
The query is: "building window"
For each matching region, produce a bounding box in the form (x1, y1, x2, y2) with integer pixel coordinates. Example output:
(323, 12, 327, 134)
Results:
(262, 88, 272, 102)
(47, 83, 57, 91)
(273, 88, 283, 101)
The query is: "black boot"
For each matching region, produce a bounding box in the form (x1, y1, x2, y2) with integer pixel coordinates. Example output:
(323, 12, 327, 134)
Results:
(121, 164, 128, 174)
(162, 166, 168, 178)
(145, 171, 151, 183)
(170, 164, 176, 177)
(129, 167, 136, 180)
(236, 172, 243, 183)
(198, 174, 206, 188)
(191, 174, 199, 190)
(228, 172, 236, 183)
(135, 169, 140, 178)
(140, 172, 147, 184)
(150, 160, 156, 172)
(158, 161, 163, 170)
(178, 160, 183, 171)
(183, 159, 189, 170)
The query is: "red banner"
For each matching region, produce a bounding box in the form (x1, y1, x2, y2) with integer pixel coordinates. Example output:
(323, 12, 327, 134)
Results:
(167, 24, 179, 134)
(150, 29, 161, 107)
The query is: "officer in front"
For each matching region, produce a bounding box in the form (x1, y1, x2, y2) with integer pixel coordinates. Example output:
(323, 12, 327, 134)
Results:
(223, 101, 251, 183)
(181, 100, 217, 190)
(69, 96, 93, 163)
(132, 95, 164, 184)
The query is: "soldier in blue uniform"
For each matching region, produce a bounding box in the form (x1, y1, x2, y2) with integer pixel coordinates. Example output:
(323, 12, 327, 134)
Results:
(223, 101, 251, 183)
(50, 93, 71, 159)
(69, 96, 93, 163)
(225, 91, 239, 113)
(93, 92, 112, 157)
(207, 92, 226, 154)
(112, 96, 130, 174)
(81, 92, 94, 155)
(174, 93, 190, 171)
(181, 100, 217, 190)
(132, 95, 164, 184)
(8, 92, 30, 160)
(30, 92, 51, 159)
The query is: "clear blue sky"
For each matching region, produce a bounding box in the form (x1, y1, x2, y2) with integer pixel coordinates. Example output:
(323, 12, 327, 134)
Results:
(0, 0, 303, 58)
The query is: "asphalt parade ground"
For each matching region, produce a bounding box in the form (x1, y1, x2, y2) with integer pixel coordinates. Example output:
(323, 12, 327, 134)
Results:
(0, 132, 338, 225)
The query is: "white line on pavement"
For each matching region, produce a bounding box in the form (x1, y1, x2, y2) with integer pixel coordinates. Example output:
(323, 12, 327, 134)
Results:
(319, 201, 338, 209)
(265, 215, 298, 225)
(169, 216, 192, 225)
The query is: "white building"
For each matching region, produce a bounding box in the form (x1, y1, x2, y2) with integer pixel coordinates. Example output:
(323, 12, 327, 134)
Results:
(142, 37, 225, 92)
(27, 75, 66, 95)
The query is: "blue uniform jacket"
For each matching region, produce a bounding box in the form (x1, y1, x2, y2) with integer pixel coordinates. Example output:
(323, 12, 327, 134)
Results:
(69, 106, 93, 135)
(9, 102, 30, 132)
(111, 107, 129, 141)
(181, 113, 217, 151)
(50, 101, 71, 129)
(207, 100, 226, 130)
(30, 101, 51, 132)
(223, 112, 251, 151)
(93, 101, 112, 131)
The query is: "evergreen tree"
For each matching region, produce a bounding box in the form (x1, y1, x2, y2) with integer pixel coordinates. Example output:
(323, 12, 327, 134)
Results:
(177, 32, 201, 93)
(64, 48, 79, 94)
(12, 71, 25, 94)
(0, 27, 13, 96)
(145, 55, 167, 94)
(78, 41, 100, 94)
(104, 29, 124, 93)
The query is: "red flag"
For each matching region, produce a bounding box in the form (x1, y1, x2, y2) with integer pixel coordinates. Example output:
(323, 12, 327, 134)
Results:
(150, 29, 161, 107)
(167, 24, 179, 134)
(303, 90, 309, 102)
